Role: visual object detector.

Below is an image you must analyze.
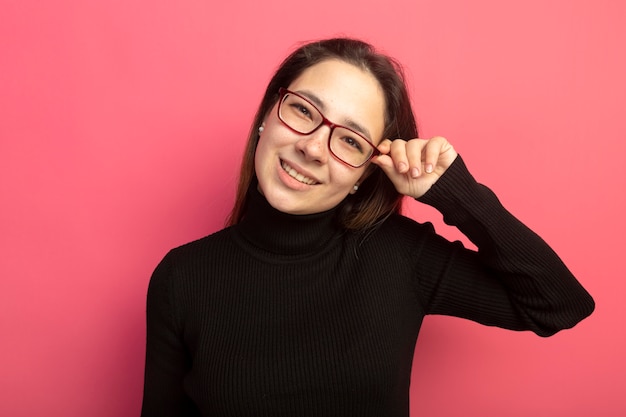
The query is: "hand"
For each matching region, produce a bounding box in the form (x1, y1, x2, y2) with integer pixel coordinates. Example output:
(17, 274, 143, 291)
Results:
(371, 136, 458, 199)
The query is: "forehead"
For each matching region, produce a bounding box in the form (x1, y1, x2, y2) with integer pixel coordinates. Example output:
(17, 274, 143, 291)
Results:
(287, 59, 386, 141)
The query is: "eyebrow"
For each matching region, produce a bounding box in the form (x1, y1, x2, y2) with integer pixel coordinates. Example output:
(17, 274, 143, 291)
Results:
(296, 89, 373, 141)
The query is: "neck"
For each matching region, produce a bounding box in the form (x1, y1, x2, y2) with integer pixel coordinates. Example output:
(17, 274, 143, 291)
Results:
(236, 186, 342, 256)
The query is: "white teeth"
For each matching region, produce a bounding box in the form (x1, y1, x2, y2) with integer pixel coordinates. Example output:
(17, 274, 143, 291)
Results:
(281, 161, 317, 185)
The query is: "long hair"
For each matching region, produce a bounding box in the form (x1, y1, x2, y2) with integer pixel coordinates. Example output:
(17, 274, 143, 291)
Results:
(226, 38, 419, 230)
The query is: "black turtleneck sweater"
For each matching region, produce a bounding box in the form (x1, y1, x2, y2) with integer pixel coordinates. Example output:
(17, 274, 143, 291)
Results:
(141, 157, 594, 417)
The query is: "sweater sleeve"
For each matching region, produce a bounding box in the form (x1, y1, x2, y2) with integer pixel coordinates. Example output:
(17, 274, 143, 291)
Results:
(141, 254, 201, 417)
(415, 156, 594, 337)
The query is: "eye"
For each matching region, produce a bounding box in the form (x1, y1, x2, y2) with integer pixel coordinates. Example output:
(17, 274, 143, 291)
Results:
(292, 103, 312, 118)
(340, 135, 364, 153)
(286, 95, 315, 120)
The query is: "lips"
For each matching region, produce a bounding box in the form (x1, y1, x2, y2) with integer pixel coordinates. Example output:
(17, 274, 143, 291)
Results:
(280, 160, 318, 185)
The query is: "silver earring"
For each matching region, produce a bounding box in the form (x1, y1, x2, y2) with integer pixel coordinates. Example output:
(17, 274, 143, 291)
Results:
(353, 184, 359, 192)
(258, 126, 264, 134)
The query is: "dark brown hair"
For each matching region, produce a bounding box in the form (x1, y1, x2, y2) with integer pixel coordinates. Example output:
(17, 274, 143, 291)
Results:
(226, 38, 419, 230)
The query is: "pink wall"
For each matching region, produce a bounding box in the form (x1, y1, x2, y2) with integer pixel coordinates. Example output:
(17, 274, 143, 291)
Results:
(1, 0, 624, 416)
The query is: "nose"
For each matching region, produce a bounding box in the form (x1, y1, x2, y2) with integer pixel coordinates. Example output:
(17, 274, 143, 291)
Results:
(295, 125, 330, 164)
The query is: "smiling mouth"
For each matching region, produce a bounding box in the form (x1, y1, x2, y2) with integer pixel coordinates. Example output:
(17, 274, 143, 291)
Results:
(281, 160, 318, 185)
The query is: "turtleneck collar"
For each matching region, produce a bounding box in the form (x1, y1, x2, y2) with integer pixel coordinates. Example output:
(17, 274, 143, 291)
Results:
(235, 185, 343, 257)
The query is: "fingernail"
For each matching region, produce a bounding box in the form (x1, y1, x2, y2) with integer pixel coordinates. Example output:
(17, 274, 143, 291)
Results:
(411, 168, 420, 178)
(425, 164, 433, 174)
(398, 162, 408, 172)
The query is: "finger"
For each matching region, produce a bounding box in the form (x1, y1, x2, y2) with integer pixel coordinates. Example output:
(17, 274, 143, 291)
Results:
(376, 139, 393, 155)
(370, 153, 397, 178)
(421, 137, 440, 174)
(405, 139, 427, 178)
(423, 136, 452, 173)
(388, 139, 411, 174)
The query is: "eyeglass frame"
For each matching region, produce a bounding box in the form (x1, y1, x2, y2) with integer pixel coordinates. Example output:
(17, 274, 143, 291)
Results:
(276, 87, 381, 168)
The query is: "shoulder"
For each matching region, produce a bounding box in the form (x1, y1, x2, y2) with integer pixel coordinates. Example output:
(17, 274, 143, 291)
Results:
(152, 227, 235, 281)
(356, 213, 437, 257)
(377, 212, 436, 238)
(148, 227, 238, 303)
(166, 227, 234, 262)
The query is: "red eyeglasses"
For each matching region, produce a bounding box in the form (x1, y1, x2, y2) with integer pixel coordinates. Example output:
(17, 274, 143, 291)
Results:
(277, 88, 380, 168)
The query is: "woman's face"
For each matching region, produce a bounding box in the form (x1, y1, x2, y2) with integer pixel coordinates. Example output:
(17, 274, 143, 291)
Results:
(255, 59, 386, 215)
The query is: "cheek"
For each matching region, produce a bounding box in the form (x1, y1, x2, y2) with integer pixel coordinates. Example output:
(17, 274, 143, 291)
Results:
(257, 116, 293, 151)
(329, 163, 365, 190)
(254, 139, 271, 180)
(255, 121, 280, 161)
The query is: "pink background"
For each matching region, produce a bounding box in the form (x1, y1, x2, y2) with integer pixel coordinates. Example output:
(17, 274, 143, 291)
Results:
(1, 0, 624, 416)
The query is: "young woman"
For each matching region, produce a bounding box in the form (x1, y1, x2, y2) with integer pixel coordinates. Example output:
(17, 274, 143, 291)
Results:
(141, 38, 594, 417)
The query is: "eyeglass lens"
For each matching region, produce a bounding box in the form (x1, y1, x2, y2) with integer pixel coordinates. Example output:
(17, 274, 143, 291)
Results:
(279, 93, 374, 167)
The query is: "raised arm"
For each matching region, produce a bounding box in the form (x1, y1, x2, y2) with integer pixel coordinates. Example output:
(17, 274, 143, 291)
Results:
(373, 138, 594, 336)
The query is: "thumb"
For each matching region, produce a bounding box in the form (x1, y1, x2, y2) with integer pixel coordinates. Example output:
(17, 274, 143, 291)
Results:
(370, 154, 396, 177)
(371, 139, 394, 172)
